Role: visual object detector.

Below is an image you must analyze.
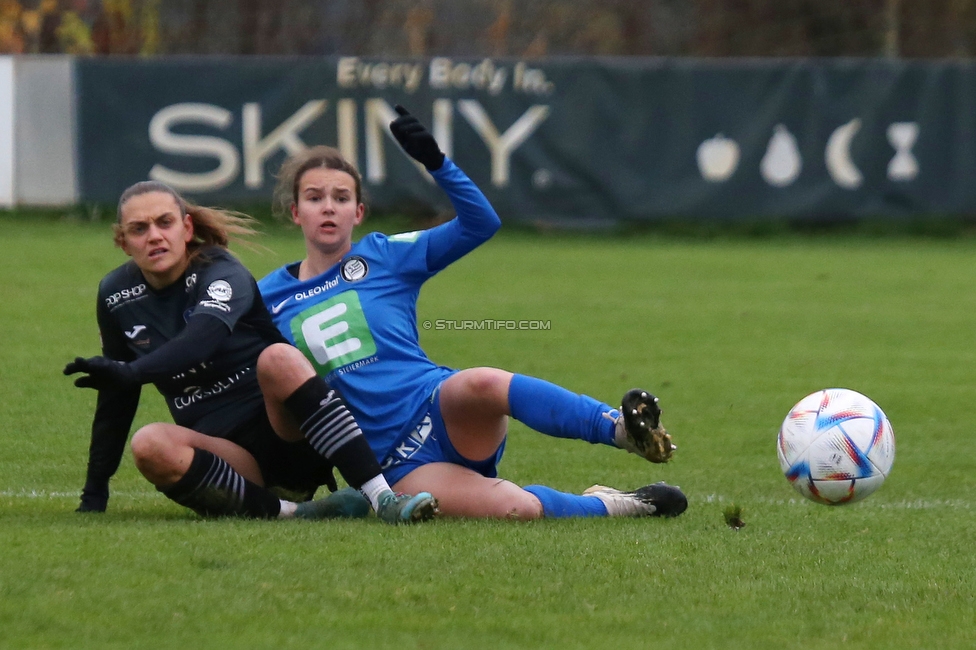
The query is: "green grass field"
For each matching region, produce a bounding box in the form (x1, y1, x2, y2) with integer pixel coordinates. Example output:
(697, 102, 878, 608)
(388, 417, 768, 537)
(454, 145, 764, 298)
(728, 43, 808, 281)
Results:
(1, 212, 974, 649)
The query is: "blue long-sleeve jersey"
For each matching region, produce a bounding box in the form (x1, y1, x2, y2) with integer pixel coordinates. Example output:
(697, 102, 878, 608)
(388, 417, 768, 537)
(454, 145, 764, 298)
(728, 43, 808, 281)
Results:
(258, 158, 501, 462)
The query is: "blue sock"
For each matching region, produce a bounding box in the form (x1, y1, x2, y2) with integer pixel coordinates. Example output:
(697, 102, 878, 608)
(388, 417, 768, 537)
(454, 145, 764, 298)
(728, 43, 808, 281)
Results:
(508, 374, 617, 446)
(524, 485, 608, 518)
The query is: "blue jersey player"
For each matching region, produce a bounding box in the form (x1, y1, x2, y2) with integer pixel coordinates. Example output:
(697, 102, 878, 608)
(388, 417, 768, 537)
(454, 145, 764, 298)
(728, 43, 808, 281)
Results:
(259, 106, 686, 519)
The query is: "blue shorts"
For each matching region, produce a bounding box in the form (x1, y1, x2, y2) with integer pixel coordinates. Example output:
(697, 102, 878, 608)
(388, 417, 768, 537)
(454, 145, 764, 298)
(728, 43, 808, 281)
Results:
(380, 385, 506, 487)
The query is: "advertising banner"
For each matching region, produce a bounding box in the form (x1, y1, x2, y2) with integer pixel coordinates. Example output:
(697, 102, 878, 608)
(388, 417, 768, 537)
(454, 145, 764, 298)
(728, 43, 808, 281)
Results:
(76, 57, 976, 222)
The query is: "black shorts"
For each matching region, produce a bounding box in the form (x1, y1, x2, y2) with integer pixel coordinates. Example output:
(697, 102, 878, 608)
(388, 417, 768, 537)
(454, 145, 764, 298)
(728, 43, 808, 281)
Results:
(226, 410, 337, 499)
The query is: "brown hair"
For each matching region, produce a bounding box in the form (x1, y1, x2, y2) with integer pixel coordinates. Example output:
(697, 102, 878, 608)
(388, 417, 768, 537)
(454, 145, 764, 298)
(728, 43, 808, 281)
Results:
(273, 145, 364, 220)
(114, 181, 259, 261)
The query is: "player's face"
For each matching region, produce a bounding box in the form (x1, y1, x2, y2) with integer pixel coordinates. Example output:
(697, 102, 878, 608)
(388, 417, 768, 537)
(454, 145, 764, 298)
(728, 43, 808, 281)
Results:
(291, 167, 365, 256)
(118, 191, 194, 289)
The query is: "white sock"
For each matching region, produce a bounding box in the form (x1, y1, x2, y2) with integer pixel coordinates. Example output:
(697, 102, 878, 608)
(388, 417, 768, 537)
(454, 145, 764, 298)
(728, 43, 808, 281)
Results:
(277, 500, 297, 519)
(360, 475, 393, 510)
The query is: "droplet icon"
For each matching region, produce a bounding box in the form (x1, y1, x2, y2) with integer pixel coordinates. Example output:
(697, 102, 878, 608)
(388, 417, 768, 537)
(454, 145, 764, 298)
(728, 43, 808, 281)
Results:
(761, 124, 802, 187)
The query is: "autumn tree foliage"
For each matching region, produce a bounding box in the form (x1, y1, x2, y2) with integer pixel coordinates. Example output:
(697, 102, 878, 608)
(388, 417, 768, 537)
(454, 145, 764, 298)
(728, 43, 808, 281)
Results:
(2, 0, 975, 58)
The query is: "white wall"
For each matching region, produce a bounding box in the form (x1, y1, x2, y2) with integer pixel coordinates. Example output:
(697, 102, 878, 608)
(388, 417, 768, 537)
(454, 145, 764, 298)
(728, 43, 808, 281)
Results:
(15, 56, 76, 205)
(0, 57, 13, 208)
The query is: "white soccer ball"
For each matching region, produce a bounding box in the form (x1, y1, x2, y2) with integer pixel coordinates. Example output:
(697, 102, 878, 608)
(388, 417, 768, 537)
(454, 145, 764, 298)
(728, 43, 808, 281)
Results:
(777, 388, 895, 505)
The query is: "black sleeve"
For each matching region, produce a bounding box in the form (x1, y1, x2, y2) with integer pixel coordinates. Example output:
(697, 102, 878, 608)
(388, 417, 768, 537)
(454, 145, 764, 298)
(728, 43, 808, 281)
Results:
(81, 384, 141, 501)
(128, 313, 232, 384)
(80, 296, 141, 507)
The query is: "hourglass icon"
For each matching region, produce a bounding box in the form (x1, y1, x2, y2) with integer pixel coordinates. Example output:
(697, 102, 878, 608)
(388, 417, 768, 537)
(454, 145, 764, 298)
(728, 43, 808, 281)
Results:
(887, 122, 919, 182)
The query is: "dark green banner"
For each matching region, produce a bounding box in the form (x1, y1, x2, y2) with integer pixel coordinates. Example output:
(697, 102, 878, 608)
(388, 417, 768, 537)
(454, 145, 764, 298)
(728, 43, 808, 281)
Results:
(76, 57, 975, 222)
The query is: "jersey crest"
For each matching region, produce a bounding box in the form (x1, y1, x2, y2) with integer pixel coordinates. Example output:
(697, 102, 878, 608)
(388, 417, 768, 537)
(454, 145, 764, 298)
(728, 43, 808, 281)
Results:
(340, 256, 369, 282)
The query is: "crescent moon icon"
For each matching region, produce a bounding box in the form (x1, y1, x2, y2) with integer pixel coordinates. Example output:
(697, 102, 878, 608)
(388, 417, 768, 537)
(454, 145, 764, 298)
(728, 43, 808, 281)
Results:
(825, 119, 863, 189)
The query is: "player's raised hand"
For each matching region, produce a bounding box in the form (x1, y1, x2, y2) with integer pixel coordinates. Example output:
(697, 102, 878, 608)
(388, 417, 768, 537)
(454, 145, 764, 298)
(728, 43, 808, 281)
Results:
(64, 356, 138, 390)
(389, 105, 445, 171)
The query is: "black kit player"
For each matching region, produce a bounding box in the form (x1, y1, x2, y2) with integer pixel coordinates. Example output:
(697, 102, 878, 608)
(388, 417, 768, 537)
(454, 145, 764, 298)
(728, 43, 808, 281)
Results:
(63, 180, 438, 523)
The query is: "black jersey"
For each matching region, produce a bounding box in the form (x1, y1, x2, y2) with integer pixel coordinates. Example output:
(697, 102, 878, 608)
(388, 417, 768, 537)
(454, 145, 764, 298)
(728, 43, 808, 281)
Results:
(95, 246, 285, 436)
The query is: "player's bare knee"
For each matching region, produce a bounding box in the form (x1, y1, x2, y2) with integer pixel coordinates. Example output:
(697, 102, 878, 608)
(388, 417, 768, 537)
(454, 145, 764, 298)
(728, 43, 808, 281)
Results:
(257, 343, 311, 389)
(130, 426, 179, 476)
(131, 425, 163, 460)
(494, 482, 543, 520)
(507, 496, 544, 520)
(460, 368, 511, 403)
(257, 342, 293, 379)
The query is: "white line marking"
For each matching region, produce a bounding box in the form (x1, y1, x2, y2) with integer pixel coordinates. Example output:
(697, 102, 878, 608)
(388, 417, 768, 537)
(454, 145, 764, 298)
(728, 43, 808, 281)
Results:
(2, 490, 971, 510)
(0, 490, 156, 499)
(700, 493, 973, 510)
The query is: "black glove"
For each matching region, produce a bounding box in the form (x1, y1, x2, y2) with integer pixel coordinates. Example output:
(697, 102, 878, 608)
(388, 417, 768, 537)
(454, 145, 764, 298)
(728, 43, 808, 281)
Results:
(389, 105, 445, 171)
(77, 481, 108, 513)
(64, 356, 139, 390)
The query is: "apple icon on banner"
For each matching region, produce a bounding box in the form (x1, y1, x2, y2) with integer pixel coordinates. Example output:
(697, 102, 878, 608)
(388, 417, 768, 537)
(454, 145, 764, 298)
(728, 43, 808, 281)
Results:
(697, 134, 740, 182)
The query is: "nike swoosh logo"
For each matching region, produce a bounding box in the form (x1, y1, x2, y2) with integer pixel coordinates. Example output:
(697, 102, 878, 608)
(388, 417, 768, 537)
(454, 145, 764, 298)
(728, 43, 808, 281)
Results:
(271, 298, 292, 315)
(124, 325, 147, 339)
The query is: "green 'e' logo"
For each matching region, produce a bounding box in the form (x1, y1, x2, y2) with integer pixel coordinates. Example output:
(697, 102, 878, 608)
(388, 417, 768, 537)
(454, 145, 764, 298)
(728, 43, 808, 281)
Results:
(290, 291, 376, 374)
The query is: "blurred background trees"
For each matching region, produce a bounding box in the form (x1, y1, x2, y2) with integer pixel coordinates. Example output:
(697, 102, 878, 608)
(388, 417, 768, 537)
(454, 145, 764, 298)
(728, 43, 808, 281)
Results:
(1, 0, 974, 58)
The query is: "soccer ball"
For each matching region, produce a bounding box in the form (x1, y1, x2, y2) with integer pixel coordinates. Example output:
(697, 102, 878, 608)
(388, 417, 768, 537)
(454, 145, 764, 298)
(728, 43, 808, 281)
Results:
(777, 388, 895, 505)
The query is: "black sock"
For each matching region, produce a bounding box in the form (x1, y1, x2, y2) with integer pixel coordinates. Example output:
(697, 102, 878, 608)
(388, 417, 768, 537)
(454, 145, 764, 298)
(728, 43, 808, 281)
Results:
(284, 377, 383, 490)
(159, 448, 281, 518)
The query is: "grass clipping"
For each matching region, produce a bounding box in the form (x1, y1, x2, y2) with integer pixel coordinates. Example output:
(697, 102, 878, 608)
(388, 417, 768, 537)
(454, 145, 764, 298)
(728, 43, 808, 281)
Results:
(724, 504, 745, 530)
